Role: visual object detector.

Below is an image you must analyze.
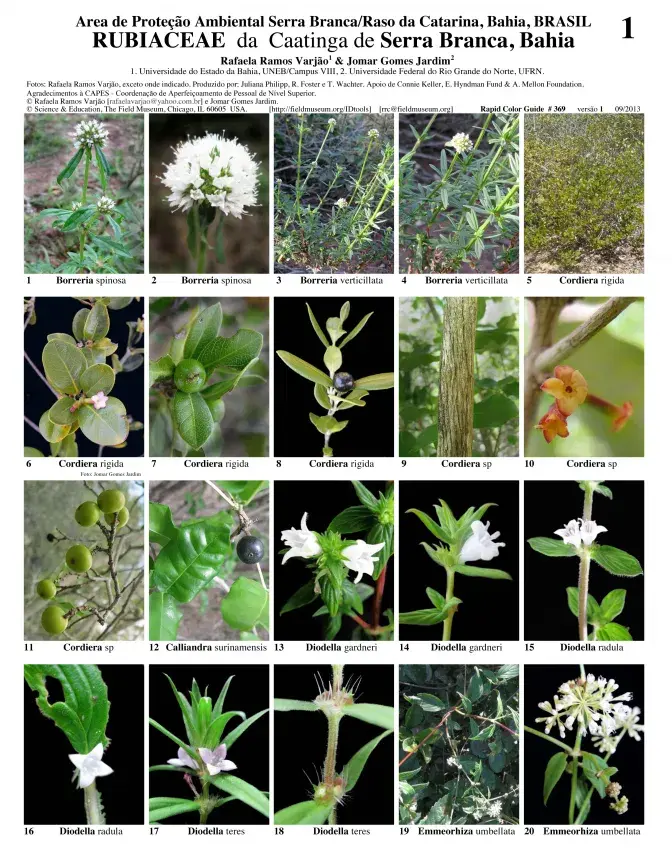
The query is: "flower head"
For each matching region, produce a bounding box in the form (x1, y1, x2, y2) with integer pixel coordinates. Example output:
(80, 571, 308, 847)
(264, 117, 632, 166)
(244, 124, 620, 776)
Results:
(90, 391, 109, 410)
(327, 118, 337, 128)
(541, 365, 588, 416)
(459, 520, 505, 563)
(198, 744, 237, 775)
(447, 132, 473, 154)
(554, 517, 607, 549)
(335, 198, 348, 209)
(72, 119, 108, 150)
(96, 196, 116, 213)
(69, 743, 113, 788)
(487, 800, 502, 818)
(342, 539, 385, 584)
(167, 746, 199, 771)
(535, 404, 570, 443)
(367, 128, 379, 139)
(610, 796, 629, 815)
(281, 513, 322, 564)
(161, 133, 260, 217)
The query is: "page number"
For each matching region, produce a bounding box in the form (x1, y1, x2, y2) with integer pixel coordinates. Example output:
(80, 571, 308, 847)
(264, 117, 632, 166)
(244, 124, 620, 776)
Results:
(622, 17, 633, 38)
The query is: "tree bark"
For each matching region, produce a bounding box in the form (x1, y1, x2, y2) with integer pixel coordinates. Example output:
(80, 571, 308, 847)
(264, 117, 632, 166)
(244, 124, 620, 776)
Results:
(437, 297, 477, 457)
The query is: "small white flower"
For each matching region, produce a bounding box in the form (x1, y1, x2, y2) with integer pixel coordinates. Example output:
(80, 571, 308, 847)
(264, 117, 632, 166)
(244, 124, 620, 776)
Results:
(554, 518, 607, 549)
(69, 743, 113, 789)
(447, 132, 473, 154)
(367, 128, 379, 139)
(336, 198, 348, 209)
(342, 539, 385, 584)
(459, 521, 505, 563)
(96, 196, 116, 213)
(167, 746, 199, 771)
(281, 513, 322, 564)
(198, 745, 237, 775)
(614, 704, 644, 741)
(72, 119, 108, 150)
(90, 391, 108, 410)
(71, 202, 82, 211)
(580, 520, 608, 545)
(487, 800, 502, 818)
(190, 188, 205, 201)
(327, 118, 337, 128)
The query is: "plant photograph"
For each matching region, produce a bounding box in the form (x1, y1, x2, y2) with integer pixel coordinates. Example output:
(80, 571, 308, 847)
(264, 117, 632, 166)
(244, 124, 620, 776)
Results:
(25, 297, 144, 457)
(399, 113, 519, 274)
(149, 480, 269, 641)
(24, 664, 143, 824)
(25, 114, 144, 274)
(274, 114, 394, 273)
(149, 297, 268, 457)
(399, 482, 518, 642)
(149, 665, 269, 824)
(149, 114, 269, 274)
(525, 114, 644, 274)
(24, 481, 144, 642)
(275, 297, 394, 457)
(524, 664, 644, 824)
(524, 297, 644, 457)
(274, 664, 394, 825)
(400, 297, 519, 457)
(399, 664, 519, 825)
(275, 480, 393, 641)
(525, 480, 644, 642)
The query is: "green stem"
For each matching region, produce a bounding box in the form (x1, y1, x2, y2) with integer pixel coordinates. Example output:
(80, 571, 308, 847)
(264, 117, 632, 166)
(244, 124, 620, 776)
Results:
(578, 484, 594, 641)
(199, 780, 210, 824)
(345, 181, 393, 257)
(568, 728, 583, 824)
(299, 124, 334, 198)
(197, 229, 208, 274)
(442, 568, 456, 640)
(348, 138, 373, 205)
(81, 150, 91, 205)
(83, 781, 105, 825)
(523, 725, 573, 753)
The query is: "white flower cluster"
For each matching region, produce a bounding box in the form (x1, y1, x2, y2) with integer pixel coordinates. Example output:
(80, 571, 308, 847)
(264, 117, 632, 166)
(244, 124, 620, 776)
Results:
(336, 198, 348, 209)
(72, 119, 109, 150)
(459, 520, 505, 563)
(161, 133, 260, 218)
(555, 518, 607, 549)
(96, 196, 116, 213)
(535, 674, 643, 754)
(447, 132, 473, 154)
(367, 128, 380, 139)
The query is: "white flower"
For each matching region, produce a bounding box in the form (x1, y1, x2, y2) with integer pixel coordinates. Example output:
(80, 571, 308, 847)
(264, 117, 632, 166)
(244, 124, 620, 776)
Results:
(367, 128, 379, 139)
(487, 800, 502, 818)
(535, 698, 567, 738)
(327, 118, 337, 128)
(554, 518, 607, 549)
(610, 796, 629, 815)
(342, 539, 385, 584)
(72, 119, 108, 150)
(459, 521, 505, 563)
(447, 132, 473, 154)
(71, 202, 82, 211)
(480, 298, 518, 326)
(613, 704, 644, 741)
(90, 391, 108, 410)
(96, 196, 116, 213)
(281, 513, 322, 564)
(198, 745, 237, 775)
(161, 133, 260, 218)
(69, 743, 113, 789)
(336, 198, 348, 209)
(167, 746, 199, 771)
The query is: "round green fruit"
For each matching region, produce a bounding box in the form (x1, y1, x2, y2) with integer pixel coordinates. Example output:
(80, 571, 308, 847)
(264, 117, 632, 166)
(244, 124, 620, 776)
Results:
(106, 506, 129, 528)
(174, 358, 207, 393)
(75, 501, 100, 527)
(65, 544, 93, 573)
(206, 398, 226, 422)
(97, 488, 126, 514)
(42, 606, 69, 635)
(36, 579, 57, 600)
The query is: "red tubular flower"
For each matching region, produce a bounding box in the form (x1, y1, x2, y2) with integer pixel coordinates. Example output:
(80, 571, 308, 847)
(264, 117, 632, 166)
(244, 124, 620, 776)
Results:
(535, 405, 570, 443)
(610, 401, 633, 432)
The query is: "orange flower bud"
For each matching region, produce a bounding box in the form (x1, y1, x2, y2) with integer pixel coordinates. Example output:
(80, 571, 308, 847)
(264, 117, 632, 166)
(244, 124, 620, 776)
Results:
(535, 405, 570, 443)
(610, 401, 633, 432)
(540, 365, 588, 416)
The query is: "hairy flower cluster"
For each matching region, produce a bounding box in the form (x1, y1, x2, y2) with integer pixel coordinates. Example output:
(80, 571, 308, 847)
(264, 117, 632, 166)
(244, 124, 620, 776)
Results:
(161, 133, 260, 217)
(336, 198, 348, 209)
(447, 132, 473, 154)
(72, 119, 109, 150)
(535, 674, 643, 753)
(96, 196, 116, 213)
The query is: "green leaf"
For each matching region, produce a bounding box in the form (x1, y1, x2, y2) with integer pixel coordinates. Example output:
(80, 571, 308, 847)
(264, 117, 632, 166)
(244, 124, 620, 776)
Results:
(220, 578, 269, 631)
(566, 587, 601, 625)
(207, 774, 269, 817)
(277, 351, 333, 387)
(426, 587, 446, 609)
(398, 598, 461, 626)
(352, 480, 379, 510)
(223, 708, 269, 749)
(473, 393, 518, 428)
(338, 311, 374, 348)
(78, 397, 129, 446)
(79, 363, 115, 397)
(407, 508, 452, 544)
(39, 412, 71, 444)
(72, 308, 89, 342)
(599, 589, 627, 623)
(543, 752, 568, 804)
(454, 564, 512, 580)
(83, 302, 110, 342)
(149, 592, 182, 641)
(411, 693, 446, 712)
(184, 303, 223, 360)
(42, 340, 87, 395)
(591, 545, 643, 577)
(274, 698, 319, 712)
(24, 447, 44, 458)
(62, 205, 96, 231)
(306, 304, 329, 348)
(527, 537, 578, 557)
(149, 798, 201, 823)
(153, 524, 232, 603)
(148, 718, 199, 763)
(353, 372, 394, 391)
(595, 623, 632, 641)
(173, 391, 213, 449)
(342, 703, 394, 730)
(149, 502, 178, 547)
(203, 710, 246, 749)
(149, 355, 175, 386)
(274, 800, 333, 826)
(47, 332, 77, 345)
(309, 413, 348, 435)
(94, 144, 111, 188)
(48, 397, 77, 425)
(197, 329, 263, 371)
(327, 506, 375, 534)
(341, 730, 391, 792)
(595, 484, 613, 499)
(24, 664, 110, 754)
(280, 581, 318, 615)
(57, 147, 85, 184)
(313, 383, 332, 410)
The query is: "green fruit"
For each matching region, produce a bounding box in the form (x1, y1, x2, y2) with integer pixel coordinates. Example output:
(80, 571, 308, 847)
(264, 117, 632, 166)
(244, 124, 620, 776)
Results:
(65, 544, 93, 573)
(75, 501, 101, 527)
(206, 398, 226, 422)
(106, 506, 129, 528)
(42, 606, 69, 635)
(36, 579, 57, 600)
(97, 489, 126, 514)
(174, 358, 207, 393)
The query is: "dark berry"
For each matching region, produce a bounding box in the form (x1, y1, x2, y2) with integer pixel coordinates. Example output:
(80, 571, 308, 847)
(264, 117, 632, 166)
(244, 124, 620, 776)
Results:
(333, 371, 355, 392)
(236, 535, 265, 564)
(47, 533, 55, 542)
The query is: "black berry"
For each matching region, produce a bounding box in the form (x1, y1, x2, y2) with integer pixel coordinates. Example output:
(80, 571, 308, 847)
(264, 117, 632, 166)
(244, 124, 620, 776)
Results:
(236, 535, 265, 564)
(333, 371, 355, 392)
